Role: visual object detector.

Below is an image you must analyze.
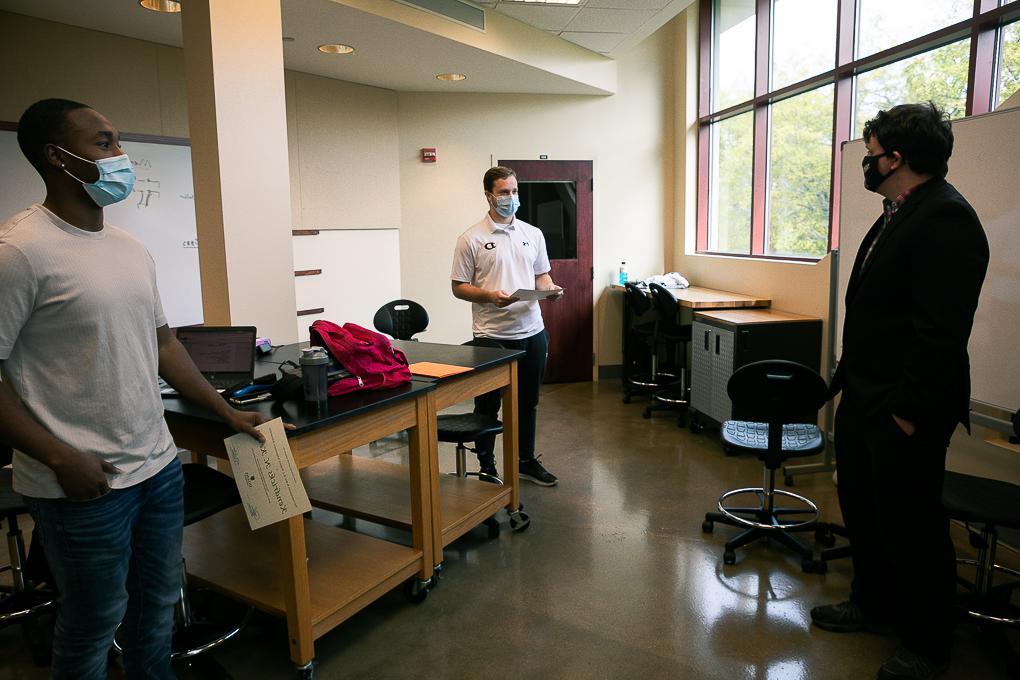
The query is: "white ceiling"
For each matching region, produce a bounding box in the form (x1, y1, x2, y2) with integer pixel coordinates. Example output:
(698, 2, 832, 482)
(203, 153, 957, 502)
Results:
(481, 0, 689, 55)
(0, 0, 691, 94)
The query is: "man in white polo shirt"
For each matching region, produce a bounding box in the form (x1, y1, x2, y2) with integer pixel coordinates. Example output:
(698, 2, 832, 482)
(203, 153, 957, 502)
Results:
(451, 166, 563, 487)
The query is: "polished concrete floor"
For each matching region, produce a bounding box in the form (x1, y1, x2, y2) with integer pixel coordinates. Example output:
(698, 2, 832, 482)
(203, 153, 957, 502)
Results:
(2, 380, 1017, 679)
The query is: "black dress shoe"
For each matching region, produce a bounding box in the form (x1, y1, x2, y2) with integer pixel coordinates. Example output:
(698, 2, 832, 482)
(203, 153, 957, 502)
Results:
(877, 647, 949, 680)
(810, 600, 896, 634)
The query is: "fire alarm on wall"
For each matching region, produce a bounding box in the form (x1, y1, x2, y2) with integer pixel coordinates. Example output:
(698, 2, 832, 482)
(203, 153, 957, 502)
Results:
(421, 148, 437, 163)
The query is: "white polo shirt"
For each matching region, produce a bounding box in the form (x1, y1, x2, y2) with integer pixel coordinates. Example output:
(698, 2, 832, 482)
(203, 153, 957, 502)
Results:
(451, 214, 551, 340)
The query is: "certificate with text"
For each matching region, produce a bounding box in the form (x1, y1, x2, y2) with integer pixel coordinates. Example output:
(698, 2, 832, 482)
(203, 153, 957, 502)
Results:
(224, 418, 311, 530)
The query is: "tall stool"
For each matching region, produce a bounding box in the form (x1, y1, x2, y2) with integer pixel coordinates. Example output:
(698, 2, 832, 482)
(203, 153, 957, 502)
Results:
(942, 470, 1020, 665)
(701, 360, 829, 573)
(0, 459, 55, 667)
(643, 283, 692, 426)
(622, 282, 675, 403)
(436, 413, 516, 537)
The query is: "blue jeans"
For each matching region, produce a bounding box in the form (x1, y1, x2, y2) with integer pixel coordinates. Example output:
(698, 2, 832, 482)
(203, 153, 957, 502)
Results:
(27, 457, 184, 680)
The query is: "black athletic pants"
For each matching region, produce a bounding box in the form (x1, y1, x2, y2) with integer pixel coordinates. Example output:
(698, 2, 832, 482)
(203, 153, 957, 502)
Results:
(467, 330, 548, 463)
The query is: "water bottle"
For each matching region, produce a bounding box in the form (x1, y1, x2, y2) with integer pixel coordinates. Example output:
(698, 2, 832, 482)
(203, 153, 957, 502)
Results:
(299, 347, 329, 404)
(618, 261, 628, 286)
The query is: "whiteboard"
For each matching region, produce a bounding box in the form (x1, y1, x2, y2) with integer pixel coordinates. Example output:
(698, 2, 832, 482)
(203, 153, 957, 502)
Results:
(836, 107, 1020, 412)
(0, 130, 203, 327)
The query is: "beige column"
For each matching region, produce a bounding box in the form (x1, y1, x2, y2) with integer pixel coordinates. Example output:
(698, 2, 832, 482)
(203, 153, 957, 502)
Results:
(181, 0, 297, 343)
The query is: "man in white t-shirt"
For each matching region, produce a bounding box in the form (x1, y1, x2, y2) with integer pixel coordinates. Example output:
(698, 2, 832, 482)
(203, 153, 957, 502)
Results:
(451, 166, 563, 487)
(0, 99, 274, 679)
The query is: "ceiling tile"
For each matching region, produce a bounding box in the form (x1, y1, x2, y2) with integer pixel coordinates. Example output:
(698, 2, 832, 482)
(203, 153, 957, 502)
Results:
(585, 0, 672, 9)
(493, 3, 581, 31)
(565, 8, 656, 33)
(559, 31, 626, 54)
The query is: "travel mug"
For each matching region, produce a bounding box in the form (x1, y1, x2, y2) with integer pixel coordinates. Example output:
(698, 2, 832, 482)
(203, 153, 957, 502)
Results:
(299, 347, 329, 404)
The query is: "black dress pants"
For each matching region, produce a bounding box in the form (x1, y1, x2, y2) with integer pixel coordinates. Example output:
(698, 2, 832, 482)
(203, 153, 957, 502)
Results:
(834, 394, 957, 661)
(466, 330, 548, 463)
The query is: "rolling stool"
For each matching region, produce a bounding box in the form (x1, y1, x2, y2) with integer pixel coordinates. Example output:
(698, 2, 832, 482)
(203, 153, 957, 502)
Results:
(622, 282, 676, 403)
(114, 462, 254, 666)
(942, 470, 1020, 666)
(0, 464, 55, 667)
(436, 413, 507, 538)
(701, 360, 829, 573)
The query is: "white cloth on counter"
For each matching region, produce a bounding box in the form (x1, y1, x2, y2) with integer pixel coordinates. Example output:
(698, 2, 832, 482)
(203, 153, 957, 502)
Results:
(635, 272, 690, 290)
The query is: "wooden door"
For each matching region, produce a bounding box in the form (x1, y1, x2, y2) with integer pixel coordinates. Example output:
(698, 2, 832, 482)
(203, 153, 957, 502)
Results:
(499, 160, 593, 383)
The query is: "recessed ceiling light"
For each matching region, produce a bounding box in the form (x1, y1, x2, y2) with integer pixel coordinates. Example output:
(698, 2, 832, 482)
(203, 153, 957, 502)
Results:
(507, 0, 582, 4)
(436, 73, 467, 82)
(139, 0, 181, 12)
(318, 44, 355, 55)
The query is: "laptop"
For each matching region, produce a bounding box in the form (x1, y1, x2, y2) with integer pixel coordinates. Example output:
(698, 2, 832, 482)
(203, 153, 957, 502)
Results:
(168, 326, 257, 394)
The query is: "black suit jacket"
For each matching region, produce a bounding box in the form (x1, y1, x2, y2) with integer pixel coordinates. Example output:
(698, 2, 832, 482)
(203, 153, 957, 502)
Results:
(830, 178, 989, 430)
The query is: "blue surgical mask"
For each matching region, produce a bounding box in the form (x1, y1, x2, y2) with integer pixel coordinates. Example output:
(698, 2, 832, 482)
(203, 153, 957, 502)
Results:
(58, 146, 136, 207)
(493, 193, 520, 219)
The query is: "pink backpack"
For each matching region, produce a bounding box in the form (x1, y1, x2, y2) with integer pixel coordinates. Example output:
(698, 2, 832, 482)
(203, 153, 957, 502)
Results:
(309, 321, 412, 396)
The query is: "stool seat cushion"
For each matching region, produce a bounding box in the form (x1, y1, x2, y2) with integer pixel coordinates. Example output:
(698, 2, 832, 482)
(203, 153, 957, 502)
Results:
(721, 421, 824, 458)
(183, 463, 242, 527)
(436, 414, 503, 444)
(0, 468, 28, 516)
(943, 471, 1020, 531)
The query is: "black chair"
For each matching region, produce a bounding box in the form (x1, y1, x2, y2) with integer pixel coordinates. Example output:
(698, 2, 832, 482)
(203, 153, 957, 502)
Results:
(622, 283, 677, 403)
(436, 414, 505, 537)
(701, 360, 829, 573)
(642, 283, 692, 425)
(114, 462, 253, 664)
(0, 444, 55, 666)
(943, 470, 1020, 632)
(373, 299, 429, 341)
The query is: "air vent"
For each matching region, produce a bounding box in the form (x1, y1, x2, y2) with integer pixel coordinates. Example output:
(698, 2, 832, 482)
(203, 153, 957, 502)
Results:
(395, 0, 485, 31)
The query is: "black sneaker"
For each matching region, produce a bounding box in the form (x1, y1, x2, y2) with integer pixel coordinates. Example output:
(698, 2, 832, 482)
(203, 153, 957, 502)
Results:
(877, 647, 949, 680)
(478, 459, 501, 483)
(810, 601, 896, 635)
(519, 456, 558, 487)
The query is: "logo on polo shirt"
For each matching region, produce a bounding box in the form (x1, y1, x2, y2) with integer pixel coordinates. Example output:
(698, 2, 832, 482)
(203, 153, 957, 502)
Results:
(484, 242, 496, 250)
(522, 241, 529, 247)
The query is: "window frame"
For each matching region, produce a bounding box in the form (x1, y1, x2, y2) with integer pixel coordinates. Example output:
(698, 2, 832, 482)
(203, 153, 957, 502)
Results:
(696, 0, 1020, 260)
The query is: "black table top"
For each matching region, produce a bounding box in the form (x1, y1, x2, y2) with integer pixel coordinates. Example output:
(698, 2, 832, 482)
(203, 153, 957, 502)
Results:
(392, 340, 524, 376)
(161, 378, 435, 437)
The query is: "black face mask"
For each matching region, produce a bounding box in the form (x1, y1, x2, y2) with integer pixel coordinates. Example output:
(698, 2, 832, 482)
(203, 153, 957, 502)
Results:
(862, 152, 897, 192)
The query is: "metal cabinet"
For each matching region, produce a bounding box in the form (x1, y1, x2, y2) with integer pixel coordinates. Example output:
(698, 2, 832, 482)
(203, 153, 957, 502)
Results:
(689, 309, 822, 430)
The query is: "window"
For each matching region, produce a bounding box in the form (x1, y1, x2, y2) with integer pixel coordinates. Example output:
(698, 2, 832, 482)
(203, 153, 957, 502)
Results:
(697, 0, 1020, 260)
(997, 20, 1020, 106)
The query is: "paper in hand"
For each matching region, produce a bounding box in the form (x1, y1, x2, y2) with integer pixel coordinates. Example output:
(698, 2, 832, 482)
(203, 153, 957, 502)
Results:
(511, 288, 564, 301)
(224, 417, 311, 530)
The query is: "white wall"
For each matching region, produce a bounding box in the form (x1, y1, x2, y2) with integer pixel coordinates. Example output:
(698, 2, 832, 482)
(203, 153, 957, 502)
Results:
(397, 22, 677, 362)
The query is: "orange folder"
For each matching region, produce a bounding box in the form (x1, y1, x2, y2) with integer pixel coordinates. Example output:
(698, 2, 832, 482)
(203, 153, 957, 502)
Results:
(408, 362, 474, 379)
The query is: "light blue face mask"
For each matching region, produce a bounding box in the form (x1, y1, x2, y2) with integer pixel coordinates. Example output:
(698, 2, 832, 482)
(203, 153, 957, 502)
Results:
(493, 193, 520, 219)
(57, 146, 136, 207)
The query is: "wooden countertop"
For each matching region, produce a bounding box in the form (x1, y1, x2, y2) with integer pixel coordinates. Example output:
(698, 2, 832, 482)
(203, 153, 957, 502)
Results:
(693, 308, 821, 325)
(611, 284, 770, 309)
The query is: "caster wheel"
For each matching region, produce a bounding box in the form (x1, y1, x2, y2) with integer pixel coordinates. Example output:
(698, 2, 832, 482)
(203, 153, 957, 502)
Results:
(689, 420, 704, 434)
(296, 663, 314, 680)
(484, 516, 500, 539)
(723, 550, 736, 565)
(403, 578, 430, 603)
(433, 563, 444, 581)
(518, 502, 525, 512)
(509, 510, 531, 532)
(701, 520, 714, 534)
(784, 475, 795, 486)
(676, 416, 687, 428)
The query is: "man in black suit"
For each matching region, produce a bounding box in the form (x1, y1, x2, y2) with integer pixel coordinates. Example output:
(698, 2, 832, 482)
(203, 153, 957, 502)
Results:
(811, 103, 989, 680)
